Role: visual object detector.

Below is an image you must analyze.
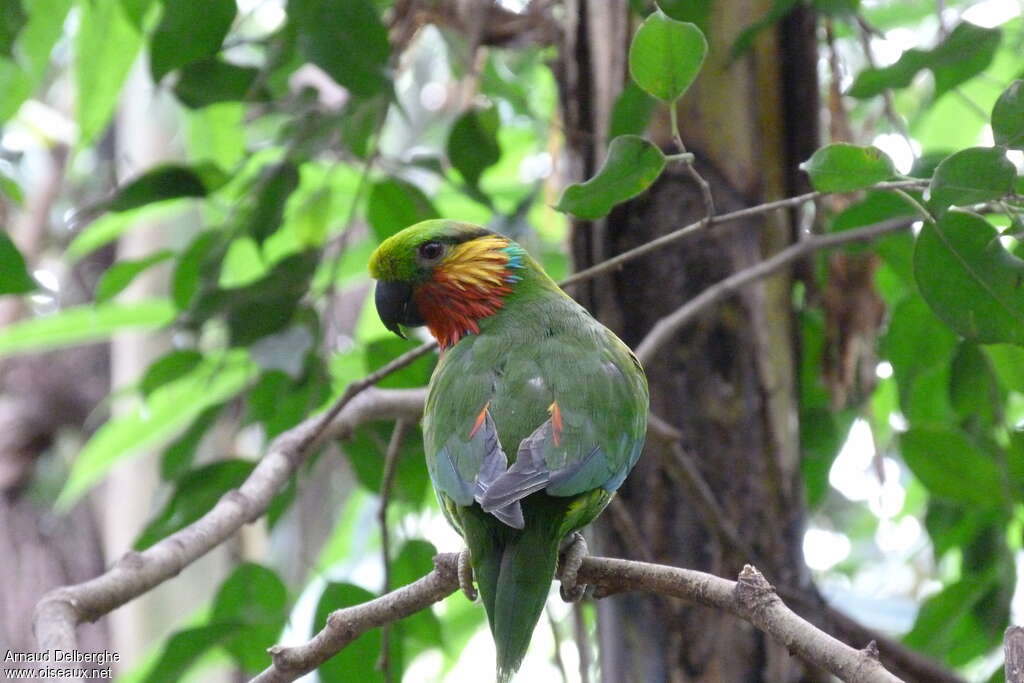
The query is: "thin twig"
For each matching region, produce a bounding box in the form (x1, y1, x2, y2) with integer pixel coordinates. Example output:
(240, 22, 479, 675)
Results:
(669, 106, 716, 221)
(855, 17, 909, 139)
(573, 603, 591, 683)
(547, 607, 570, 683)
(634, 216, 913, 366)
(376, 419, 410, 682)
(253, 553, 903, 683)
(662, 442, 757, 562)
(559, 180, 926, 288)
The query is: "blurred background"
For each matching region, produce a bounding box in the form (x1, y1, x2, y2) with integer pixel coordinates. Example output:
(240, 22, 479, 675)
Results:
(0, 0, 1022, 681)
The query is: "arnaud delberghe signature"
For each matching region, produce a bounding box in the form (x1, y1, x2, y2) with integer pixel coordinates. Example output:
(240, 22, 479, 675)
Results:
(4, 649, 120, 665)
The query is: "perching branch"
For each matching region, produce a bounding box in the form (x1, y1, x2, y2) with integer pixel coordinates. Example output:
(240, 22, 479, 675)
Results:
(253, 553, 902, 683)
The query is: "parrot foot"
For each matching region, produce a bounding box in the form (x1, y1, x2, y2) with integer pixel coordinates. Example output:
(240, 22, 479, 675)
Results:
(458, 549, 478, 602)
(558, 532, 588, 602)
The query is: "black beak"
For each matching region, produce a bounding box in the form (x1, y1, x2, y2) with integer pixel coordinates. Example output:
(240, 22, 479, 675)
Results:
(374, 281, 425, 339)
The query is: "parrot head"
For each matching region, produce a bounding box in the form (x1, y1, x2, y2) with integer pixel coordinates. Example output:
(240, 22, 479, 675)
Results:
(368, 219, 526, 348)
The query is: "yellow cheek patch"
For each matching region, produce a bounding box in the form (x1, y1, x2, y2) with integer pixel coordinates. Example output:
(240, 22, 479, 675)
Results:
(441, 236, 512, 290)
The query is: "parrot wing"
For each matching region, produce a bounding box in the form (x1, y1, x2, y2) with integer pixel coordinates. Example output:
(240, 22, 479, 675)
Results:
(425, 317, 648, 529)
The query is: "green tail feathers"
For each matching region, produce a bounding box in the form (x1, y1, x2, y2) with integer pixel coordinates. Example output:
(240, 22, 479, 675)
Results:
(460, 500, 567, 683)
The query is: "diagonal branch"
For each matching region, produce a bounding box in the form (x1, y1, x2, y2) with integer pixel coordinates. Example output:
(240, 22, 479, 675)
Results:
(634, 216, 913, 365)
(32, 386, 427, 654)
(253, 553, 902, 683)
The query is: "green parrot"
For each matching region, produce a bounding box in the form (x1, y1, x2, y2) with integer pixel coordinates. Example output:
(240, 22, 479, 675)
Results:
(368, 220, 648, 681)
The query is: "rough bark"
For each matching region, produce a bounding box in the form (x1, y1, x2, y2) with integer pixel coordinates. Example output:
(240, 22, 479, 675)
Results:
(557, 2, 820, 681)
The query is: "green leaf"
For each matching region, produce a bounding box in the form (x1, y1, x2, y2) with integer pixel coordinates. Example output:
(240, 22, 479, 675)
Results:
(184, 250, 319, 346)
(135, 459, 255, 549)
(608, 79, 657, 140)
(142, 622, 240, 683)
(949, 342, 1000, 425)
(240, 162, 301, 244)
(812, 0, 859, 16)
(211, 563, 288, 672)
(94, 250, 173, 302)
(367, 178, 440, 243)
(173, 58, 265, 109)
(314, 583, 381, 683)
(140, 349, 204, 397)
(447, 105, 501, 188)
(927, 147, 1016, 215)
(829, 190, 919, 234)
(76, 0, 144, 145)
(365, 337, 436, 391)
(903, 569, 1002, 665)
(289, 0, 390, 97)
(171, 231, 222, 310)
(800, 143, 895, 193)
(925, 500, 1004, 559)
(290, 187, 333, 248)
(0, 0, 26, 58)
(555, 135, 665, 219)
(56, 351, 254, 508)
(991, 80, 1024, 150)
(914, 210, 1024, 345)
(0, 230, 36, 294)
(161, 403, 223, 480)
(900, 426, 1003, 504)
(340, 94, 389, 159)
(108, 163, 227, 212)
(391, 540, 444, 651)
(0, 0, 72, 124)
(247, 367, 328, 438)
(0, 167, 22, 204)
(985, 344, 1024, 392)
(66, 200, 190, 261)
(0, 299, 175, 359)
(628, 10, 707, 103)
(149, 0, 236, 81)
(347, 421, 430, 505)
(121, 0, 157, 28)
(848, 22, 1000, 99)
(658, 0, 712, 32)
(881, 297, 957, 422)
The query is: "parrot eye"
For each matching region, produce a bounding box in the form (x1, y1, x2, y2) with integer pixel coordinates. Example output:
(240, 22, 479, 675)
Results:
(418, 241, 445, 262)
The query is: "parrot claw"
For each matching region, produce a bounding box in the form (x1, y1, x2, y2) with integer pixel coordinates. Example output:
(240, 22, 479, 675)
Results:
(557, 532, 588, 602)
(458, 549, 478, 602)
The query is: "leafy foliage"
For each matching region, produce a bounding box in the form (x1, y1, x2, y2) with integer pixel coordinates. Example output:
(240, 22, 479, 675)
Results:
(555, 135, 665, 219)
(1, 0, 1022, 679)
(800, 143, 896, 192)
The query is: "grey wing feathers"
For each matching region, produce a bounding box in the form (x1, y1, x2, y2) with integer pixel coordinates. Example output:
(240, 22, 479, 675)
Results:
(476, 422, 552, 524)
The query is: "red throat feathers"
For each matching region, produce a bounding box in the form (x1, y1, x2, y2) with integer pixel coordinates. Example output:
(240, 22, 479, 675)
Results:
(413, 236, 524, 349)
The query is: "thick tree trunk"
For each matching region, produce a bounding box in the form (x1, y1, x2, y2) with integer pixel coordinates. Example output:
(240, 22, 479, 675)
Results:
(557, 2, 820, 681)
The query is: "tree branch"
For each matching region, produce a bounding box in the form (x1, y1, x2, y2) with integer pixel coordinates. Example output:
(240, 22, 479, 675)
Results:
(1007, 626, 1024, 683)
(634, 216, 913, 366)
(559, 180, 926, 288)
(32, 386, 427, 654)
(254, 553, 902, 683)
